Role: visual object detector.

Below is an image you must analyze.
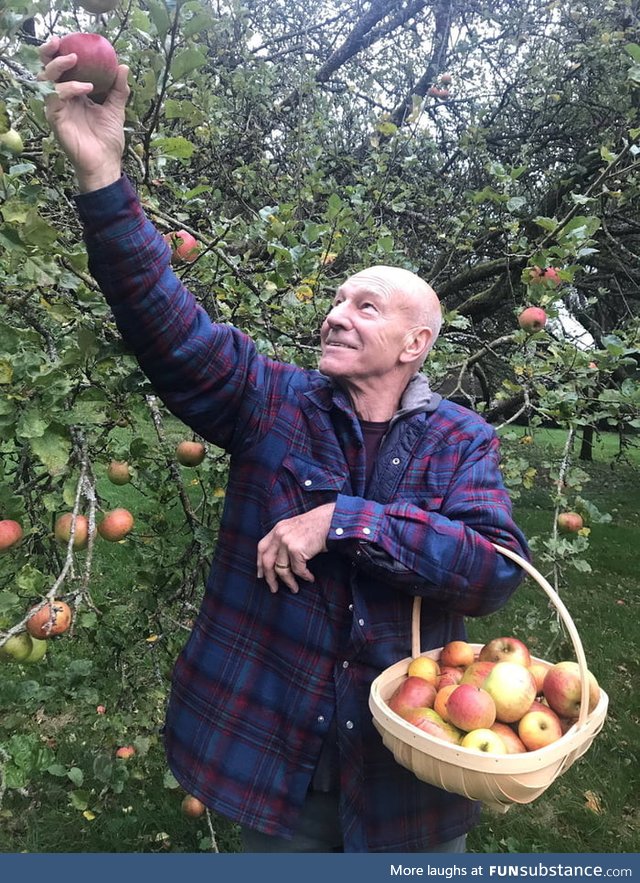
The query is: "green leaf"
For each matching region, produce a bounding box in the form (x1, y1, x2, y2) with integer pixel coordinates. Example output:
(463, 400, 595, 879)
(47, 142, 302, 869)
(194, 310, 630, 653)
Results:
(67, 767, 84, 786)
(30, 425, 72, 475)
(69, 790, 90, 811)
(163, 769, 181, 790)
(170, 48, 208, 81)
(151, 137, 195, 160)
(93, 754, 114, 784)
(624, 43, 640, 62)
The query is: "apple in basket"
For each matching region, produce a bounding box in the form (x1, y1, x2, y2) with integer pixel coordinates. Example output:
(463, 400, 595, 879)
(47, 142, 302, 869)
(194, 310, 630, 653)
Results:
(518, 704, 564, 750)
(438, 640, 475, 669)
(387, 676, 436, 714)
(459, 659, 495, 688)
(445, 684, 497, 731)
(479, 636, 531, 667)
(528, 660, 553, 695)
(542, 661, 600, 719)
(436, 666, 464, 689)
(400, 706, 462, 744)
(406, 656, 440, 686)
(489, 722, 528, 754)
(460, 728, 507, 753)
(482, 661, 537, 723)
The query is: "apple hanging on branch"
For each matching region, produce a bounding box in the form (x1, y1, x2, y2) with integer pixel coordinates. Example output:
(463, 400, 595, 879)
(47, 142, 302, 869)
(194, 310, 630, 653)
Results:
(0, 519, 23, 552)
(107, 460, 132, 486)
(518, 306, 548, 333)
(163, 230, 200, 264)
(98, 508, 134, 542)
(176, 441, 206, 466)
(26, 600, 72, 639)
(181, 794, 207, 818)
(55, 33, 119, 103)
(54, 513, 92, 550)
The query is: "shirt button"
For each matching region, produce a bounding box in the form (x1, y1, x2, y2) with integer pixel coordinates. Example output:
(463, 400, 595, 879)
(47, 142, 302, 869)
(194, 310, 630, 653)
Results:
(342, 660, 349, 669)
(345, 720, 354, 730)
(358, 618, 365, 627)
(348, 603, 353, 611)
(362, 527, 371, 536)
(335, 527, 344, 536)
(392, 457, 400, 465)
(304, 479, 312, 487)
(317, 715, 325, 723)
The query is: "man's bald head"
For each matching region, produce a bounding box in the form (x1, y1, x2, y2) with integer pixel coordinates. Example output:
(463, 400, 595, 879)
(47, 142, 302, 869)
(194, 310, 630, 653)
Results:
(345, 265, 442, 361)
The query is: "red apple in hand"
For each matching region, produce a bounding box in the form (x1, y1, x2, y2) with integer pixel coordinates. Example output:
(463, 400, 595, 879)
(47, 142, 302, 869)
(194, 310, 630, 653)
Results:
(445, 685, 496, 731)
(479, 636, 531, 667)
(518, 306, 548, 332)
(56, 33, 119, 103)
(387, 676, 437, 714)
(483, 661, 537, 723)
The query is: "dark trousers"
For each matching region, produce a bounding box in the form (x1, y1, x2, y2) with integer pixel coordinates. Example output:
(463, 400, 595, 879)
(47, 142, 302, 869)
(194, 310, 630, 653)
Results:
(240, 790, 467, 853)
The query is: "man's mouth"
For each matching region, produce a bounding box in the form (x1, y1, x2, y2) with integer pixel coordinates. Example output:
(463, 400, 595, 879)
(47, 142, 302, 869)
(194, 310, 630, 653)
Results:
(324, 340, 356, 349)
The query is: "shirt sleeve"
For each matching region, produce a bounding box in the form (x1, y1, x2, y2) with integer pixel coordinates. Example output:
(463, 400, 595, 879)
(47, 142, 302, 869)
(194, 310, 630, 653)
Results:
(326, 425, 529, 617)
(74, 175, 288, 453)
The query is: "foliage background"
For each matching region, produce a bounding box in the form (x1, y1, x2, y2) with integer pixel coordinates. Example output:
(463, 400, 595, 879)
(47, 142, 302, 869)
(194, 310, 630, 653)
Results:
(0, 0, 638, 853)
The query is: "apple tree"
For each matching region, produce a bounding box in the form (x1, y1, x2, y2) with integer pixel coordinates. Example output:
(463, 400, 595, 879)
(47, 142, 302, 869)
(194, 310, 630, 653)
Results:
(0, 0, 638, 850)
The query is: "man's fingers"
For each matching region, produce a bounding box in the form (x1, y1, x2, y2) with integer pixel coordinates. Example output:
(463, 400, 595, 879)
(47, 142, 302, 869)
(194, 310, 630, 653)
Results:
(38, 37, 61, 66)
(37, 52, 78, 82)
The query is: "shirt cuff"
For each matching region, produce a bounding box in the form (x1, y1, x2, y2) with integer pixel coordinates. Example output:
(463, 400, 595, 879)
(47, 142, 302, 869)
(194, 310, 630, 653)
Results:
(74, 174, 140, 233)
(327, 493, 384, 545)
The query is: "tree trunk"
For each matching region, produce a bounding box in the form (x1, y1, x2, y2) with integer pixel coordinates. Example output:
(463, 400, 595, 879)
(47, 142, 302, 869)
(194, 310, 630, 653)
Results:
(579, 425, 594, 461)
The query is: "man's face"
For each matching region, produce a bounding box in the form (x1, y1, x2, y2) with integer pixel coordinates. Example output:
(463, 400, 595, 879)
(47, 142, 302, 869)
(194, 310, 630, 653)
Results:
(318, 271, 418, 386)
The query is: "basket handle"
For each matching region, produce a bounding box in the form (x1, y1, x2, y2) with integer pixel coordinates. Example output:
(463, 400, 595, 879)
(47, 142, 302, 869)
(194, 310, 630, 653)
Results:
(410, 543, 593, 728)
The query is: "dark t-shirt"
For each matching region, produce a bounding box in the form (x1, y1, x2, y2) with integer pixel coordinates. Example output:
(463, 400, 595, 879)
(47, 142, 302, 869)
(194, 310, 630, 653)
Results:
(311, 418, 390, 793)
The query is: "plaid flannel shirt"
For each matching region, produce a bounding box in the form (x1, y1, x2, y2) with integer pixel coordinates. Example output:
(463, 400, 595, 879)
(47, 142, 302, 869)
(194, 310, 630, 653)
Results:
(75, 176, 529, 852)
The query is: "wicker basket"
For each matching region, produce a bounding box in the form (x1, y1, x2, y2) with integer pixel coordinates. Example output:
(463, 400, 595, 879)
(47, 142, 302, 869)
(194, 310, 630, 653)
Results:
(369, 544, 609, 813)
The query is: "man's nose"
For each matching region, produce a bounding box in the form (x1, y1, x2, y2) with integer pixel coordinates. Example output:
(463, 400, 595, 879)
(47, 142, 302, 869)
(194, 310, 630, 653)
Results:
(326, 301, 352, 328)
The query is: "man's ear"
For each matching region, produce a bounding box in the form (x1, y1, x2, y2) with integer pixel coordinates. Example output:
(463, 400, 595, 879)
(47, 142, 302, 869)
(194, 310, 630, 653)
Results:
(400, 327, 433, 364)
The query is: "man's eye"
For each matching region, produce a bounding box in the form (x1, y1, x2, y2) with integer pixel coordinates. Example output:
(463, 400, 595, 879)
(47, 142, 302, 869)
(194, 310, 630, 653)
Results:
(361, 302, 376, 311)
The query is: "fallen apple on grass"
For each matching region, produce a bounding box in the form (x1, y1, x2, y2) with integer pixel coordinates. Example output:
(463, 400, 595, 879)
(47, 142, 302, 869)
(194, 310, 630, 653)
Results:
(115, 746, 136, 759)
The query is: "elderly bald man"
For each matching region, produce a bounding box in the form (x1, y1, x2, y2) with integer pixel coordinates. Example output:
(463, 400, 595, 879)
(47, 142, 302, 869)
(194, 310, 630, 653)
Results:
(40, 40, 529, 854)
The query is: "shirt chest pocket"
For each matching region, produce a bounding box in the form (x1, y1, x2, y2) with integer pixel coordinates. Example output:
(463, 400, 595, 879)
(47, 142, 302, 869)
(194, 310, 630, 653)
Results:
(261, 452, 348, 533)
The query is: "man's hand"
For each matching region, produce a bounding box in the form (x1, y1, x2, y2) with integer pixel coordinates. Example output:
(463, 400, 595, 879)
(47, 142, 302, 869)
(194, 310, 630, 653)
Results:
(38, 38, 129, 192)
(257, 503, 336, 594)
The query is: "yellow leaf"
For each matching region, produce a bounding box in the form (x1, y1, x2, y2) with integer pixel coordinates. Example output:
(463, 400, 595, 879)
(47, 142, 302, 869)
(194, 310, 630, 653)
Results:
(583, 790, 602, 813)
(146, 634, 159, 643)
(213, 487, 225, 498)
(83, 810, 96, 821)
(295, 285, 314, 302)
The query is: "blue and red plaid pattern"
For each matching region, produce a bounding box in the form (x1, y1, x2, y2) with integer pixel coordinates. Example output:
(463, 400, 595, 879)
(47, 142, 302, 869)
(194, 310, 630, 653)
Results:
(76, 176, 529, 853)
